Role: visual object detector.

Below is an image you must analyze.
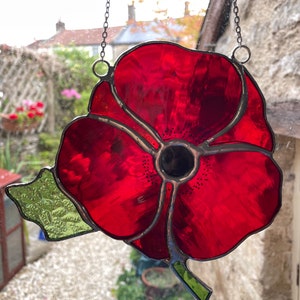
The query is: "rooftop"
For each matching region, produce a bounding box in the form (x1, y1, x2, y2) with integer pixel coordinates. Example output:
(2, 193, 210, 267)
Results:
(28, 26, 123, 49)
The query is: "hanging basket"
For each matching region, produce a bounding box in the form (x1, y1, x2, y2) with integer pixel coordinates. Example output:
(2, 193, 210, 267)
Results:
(1, 115, 40, 134)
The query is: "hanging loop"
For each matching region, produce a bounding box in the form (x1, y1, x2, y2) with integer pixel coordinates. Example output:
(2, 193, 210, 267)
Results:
(93, 0, 111, 79)
(92, 59, 112, 79)
(232, 45, 251, 64)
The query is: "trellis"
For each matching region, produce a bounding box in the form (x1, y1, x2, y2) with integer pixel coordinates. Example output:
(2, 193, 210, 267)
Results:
(0, 44, 71, 134)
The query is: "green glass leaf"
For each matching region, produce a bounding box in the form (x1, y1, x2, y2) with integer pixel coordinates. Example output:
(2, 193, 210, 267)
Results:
(172, 261, 212, 300)
(6, 168, 94, 240)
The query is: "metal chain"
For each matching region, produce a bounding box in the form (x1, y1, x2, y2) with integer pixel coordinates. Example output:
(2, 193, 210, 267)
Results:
(232, 0, 242, 47)
(231, 0, 251, 64)
(100, 0, 110, 61)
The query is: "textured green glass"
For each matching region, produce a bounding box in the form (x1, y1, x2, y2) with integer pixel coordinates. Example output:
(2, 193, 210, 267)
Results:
(172, 261, 212, 300)
(6, 168, 93, 240)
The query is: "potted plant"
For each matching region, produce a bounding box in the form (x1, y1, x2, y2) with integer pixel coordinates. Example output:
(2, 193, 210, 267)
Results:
(141, 266, 180, 299)
(1, 99, 44, 134)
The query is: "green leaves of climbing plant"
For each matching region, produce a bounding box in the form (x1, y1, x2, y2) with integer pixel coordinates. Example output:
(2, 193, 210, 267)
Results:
(6, 168, 94, 240)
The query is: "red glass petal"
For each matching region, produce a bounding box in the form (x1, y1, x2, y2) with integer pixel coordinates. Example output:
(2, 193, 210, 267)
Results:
(212, 72, 273, 150)
(56, 117, 162, 239)
(130, 183, 173, 260)
(114, 42, 242, 145)
(89, 81, 160, 149)
(173, 151, 281, 260)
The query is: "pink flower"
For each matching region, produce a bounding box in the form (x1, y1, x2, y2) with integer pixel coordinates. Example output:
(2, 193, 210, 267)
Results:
(22, 99, 33, 108)
(61, 88, 81, 100)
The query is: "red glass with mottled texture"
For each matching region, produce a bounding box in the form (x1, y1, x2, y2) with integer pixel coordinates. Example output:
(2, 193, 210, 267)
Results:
(57, 117, 162, 239)
(133, 151, 281, 259)
(114, 43, 242, 145)
(211, 73, 273, 150)
(56, 42, 282, 261)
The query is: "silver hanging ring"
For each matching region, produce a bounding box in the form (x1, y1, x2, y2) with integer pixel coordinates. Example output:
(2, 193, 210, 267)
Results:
(92, 59, 112, 79)
(232, 45, 251, 64)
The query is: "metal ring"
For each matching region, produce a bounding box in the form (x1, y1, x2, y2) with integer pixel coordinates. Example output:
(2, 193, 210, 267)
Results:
(92, 59, 111, 78)
(232, 45, 251, 64)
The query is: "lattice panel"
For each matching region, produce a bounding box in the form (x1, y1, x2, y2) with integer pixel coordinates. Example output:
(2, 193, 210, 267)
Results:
(0, 45, 71, 133)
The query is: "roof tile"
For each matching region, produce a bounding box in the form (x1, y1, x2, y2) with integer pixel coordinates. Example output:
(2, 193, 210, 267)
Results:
(29, 26, 123, 48)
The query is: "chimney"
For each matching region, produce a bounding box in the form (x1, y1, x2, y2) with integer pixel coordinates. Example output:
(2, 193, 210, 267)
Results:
(56, 20, 65, 32)
(184, 1, 190, 16)
(128, 2, 136, 23)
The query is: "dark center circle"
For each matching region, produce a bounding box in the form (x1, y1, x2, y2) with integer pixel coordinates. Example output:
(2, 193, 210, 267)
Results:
(160, 145, 195, 178)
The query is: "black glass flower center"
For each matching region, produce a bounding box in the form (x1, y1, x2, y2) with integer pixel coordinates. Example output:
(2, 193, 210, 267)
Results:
(160, 145, 194, 178)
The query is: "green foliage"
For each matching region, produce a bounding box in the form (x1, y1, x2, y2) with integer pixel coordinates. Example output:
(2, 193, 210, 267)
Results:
(114, 268, 146, 300)
(54, 47, 99, 93)
(1, 133, 61, 181)
(0, 138, 23, 173)
(38, 132, 61, 152)
(130, 249, 142, 267)
(114, 250, 194, 300)
(0, 137, 43, 182)
(53, 47, 102, 129)
(32, 132, 61, 170)
(73, 89, 91, 116)
(161, 285, 195, 300)
(114, 266, 194, 300)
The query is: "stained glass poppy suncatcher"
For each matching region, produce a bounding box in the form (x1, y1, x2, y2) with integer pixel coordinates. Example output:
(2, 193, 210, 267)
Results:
(6, 42, 282, 299)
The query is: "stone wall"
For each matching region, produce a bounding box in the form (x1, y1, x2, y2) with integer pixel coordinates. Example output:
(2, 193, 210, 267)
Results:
(262, 135, 294, 300)
(190, 0, 299, 299)
(216, 0, 300, 105)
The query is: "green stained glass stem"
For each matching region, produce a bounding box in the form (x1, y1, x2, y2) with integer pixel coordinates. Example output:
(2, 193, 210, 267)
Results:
(171, 261, 212, 300)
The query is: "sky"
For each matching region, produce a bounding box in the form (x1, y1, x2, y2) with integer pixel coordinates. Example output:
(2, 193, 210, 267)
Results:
(0, 0, 209, 47)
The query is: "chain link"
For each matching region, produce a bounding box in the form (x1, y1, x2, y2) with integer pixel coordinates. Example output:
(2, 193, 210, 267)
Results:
(231, 0, 251, 64)
(100, 0, 110, 60)
(232, 0, 242, 47)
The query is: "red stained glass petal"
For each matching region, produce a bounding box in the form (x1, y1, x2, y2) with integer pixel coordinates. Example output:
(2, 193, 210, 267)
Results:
(56, 117, 162, 239)
(114, 43, 242, 145)
(89, 81, 160, 149)
(212, 72, 273, 150)
(130, 183, 173, 260)
(173, 151, 281, 260)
